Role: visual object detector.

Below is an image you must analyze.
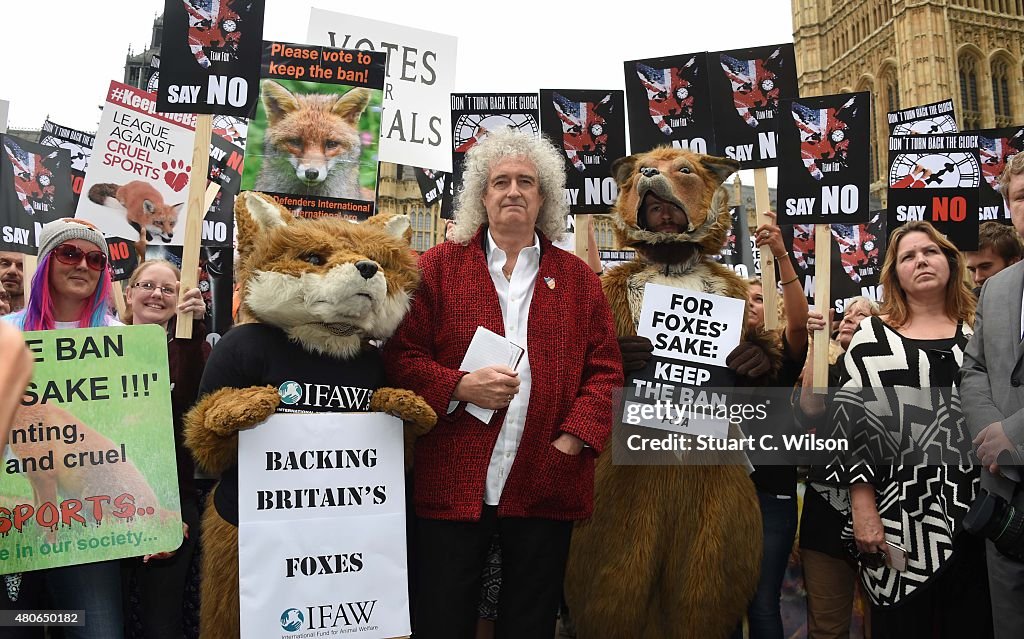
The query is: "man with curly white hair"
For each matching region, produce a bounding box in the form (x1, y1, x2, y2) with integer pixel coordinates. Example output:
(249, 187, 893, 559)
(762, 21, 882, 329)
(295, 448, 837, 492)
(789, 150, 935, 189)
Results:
(383, 127, 622, 638)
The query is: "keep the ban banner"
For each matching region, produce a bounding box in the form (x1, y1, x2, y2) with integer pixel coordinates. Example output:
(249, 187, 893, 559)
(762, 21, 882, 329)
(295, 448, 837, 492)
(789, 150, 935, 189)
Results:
(238, 413, 409, 639)
(706, 43, 798, 169)
(887, 133, 981, 249)
(626, 284, 744, 439)
(156, 0, 266, 117)
(623, 52, 716, 155)
(0, 326, 181, 572)
(777, 92, 871, 225)
(539, 89, 626, 215)
(239, 41, 386, 219)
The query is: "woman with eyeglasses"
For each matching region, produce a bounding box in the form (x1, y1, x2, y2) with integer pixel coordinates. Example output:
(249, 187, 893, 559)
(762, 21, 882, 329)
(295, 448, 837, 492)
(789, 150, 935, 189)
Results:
(1, 218, 124, 638)
(827, 221, 990, 638)
(121, 259, 209, 639)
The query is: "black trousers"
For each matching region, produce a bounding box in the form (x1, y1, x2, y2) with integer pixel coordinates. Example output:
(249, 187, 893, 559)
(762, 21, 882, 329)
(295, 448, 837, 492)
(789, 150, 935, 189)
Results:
(414, 506, 572, 639)
(870, 533, 993, 639)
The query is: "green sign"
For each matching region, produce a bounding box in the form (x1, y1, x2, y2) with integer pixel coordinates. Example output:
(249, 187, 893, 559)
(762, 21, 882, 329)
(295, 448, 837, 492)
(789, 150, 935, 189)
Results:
(0, 325, 182, 572)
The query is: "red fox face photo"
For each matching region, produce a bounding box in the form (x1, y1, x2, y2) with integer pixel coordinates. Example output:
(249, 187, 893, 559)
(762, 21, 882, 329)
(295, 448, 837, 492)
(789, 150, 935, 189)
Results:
(552, 92, 613, 173)
(791, 96, 857, 181)
(255, 80, 371, 200)
(636, 59, 698, 136)
(720, 49, 782, 128)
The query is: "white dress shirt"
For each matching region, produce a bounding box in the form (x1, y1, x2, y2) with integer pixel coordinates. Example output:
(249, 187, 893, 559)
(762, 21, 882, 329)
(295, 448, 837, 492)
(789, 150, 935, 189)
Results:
(483, 230, 539, 505)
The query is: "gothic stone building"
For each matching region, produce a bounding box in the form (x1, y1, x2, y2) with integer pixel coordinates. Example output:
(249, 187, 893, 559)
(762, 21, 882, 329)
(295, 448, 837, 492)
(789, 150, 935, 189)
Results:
(792, 0, 1024, 202)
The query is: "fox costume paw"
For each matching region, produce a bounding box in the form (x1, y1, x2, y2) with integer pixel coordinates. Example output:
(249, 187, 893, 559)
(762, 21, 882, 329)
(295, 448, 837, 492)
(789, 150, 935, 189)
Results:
(370, 387, 437, 469)
(184, 385, 280, 474)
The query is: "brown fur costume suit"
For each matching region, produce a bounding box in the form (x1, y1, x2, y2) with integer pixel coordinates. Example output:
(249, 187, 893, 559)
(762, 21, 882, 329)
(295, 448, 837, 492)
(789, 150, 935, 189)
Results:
(184, 192, 436, 638)
(564, 148, 772, 638)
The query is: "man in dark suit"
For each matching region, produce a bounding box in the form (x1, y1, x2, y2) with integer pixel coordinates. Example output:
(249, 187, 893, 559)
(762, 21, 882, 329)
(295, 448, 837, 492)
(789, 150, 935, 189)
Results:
(961, 152, 1024, 639)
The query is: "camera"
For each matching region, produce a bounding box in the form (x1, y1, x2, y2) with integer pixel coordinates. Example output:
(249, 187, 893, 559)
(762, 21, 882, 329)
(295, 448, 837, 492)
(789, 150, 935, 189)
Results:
(963, 489, 1024, 561)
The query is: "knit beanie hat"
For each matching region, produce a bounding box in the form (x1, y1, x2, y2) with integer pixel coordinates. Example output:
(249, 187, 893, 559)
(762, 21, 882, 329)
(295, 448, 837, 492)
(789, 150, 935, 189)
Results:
(37, 218, 108, 262)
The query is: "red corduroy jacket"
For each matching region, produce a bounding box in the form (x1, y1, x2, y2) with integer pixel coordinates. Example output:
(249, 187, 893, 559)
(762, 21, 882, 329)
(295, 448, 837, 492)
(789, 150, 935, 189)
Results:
(383, 228, 623, 521)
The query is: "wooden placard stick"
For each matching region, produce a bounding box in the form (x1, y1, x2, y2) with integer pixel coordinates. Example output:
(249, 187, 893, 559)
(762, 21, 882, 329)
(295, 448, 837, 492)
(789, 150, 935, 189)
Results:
(812, 224, 832, 388)
(111, 281, 127, 319)
(754, 168, 778, 330)
(176, 114, 213, 339)
(575, 214, 590, 259)
(21, 253, 36, 305)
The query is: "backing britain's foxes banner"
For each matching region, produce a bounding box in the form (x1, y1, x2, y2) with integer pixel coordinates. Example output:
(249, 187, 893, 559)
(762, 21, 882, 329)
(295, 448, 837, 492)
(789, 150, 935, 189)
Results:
(540, 89, 626, 215)
(0, 326, 181, 572)
(306, 9, 457, 173)
(964, 125, 1024, 224)
(240, 41, 386, 219)
(75, 81, 199, 247)
(0, 134, 73, 253)
(39, 120, 95, 209)
(156, 0, 266, 118)
(777, 92, 871, 225)
(706, 43, 798, 169)
(887, 133, 981, 249)
(624, 52, 716, 155)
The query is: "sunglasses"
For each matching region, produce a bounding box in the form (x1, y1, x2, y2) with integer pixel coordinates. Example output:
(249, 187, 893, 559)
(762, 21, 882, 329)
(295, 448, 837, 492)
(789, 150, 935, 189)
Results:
(52, 243, 107, 271)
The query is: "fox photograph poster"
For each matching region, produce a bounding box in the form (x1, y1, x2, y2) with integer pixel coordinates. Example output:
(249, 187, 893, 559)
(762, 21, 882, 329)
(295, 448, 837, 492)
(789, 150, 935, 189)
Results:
(240, 41, 386, 219)
(887, 132, 981, 248)
(624, 52, 716, 156)
(156, 0, 266, 117)
(706, 43, 798, 169)
(0, 134, 73, 253)
(777, 92, 871, 225)
(539, 89, 626, 215)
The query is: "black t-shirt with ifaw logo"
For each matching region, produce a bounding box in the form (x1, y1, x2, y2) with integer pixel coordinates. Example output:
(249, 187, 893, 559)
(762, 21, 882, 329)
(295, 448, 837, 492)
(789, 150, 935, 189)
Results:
(197, 323, 385, 525)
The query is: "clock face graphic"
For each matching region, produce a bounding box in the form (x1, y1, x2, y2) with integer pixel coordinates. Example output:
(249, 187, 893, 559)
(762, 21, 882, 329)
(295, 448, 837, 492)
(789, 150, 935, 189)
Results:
(889, 152, 980, 188)
(891, 115, 957, 136)
(453, 113, 539, 152)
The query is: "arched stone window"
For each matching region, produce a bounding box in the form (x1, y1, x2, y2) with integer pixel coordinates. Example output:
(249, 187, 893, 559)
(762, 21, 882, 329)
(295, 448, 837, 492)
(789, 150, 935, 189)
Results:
(959, 53, 982, 129)
(991, 57, 1014, 127)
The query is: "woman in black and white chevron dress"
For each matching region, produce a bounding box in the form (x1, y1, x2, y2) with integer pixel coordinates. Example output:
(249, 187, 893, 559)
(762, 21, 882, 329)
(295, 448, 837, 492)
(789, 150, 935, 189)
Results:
(829, 221, 992, 638)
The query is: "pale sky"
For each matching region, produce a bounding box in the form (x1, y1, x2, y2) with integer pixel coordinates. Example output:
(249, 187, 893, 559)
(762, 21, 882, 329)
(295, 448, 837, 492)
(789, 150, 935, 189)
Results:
(1, 0, 794, 132)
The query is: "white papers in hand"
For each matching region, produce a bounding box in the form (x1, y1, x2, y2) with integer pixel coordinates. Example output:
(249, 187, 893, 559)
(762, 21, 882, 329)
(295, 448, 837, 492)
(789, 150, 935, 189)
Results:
(458, 326, 525, 423)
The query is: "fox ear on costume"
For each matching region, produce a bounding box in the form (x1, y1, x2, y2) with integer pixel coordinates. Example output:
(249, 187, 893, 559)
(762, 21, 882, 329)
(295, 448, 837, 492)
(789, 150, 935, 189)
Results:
(235, 191, 292, 261)
(612, 155, 639, 188)
(699, 155, 740, 188)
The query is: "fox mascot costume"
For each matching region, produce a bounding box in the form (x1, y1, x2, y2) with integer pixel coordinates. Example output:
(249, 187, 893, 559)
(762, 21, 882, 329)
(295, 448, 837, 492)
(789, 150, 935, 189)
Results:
(185, 192, 436, 638)
(564, 148, 775, 638)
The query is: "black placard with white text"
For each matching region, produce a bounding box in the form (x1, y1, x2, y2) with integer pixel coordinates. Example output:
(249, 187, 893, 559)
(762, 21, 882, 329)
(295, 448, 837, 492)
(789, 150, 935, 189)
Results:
(157, 0, 266, 117)
(964, 126, 1024, 224)
(887, 133, 980, 249)
(706, 43, 798, 169)
(887, 99, 958, 136)
(624, 52, 716, 155)
(777, 92, 870, 224)
(0, 134, 73, 253)
(39, 120, 95, 209)
(540, 89, 625, 214)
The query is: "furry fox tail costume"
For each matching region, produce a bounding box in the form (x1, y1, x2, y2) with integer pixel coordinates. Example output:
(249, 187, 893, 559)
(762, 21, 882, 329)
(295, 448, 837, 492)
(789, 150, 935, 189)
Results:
(564, 148, 773, 638)
(184, 192, 436, 638)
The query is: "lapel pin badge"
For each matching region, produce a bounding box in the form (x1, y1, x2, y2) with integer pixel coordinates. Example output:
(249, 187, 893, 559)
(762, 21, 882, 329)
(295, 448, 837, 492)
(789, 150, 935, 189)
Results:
(544, 276, 556, 290)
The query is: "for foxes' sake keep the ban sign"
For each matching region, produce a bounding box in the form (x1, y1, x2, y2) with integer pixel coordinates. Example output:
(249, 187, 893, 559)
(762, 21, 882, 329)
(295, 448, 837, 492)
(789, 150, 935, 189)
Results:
(887, 133, 981, 249)
(540, 89, 626, 214)
(966, 126, 1024, 223)
(75, 82, 198, 247)
(624, 52, 716, 156)
(706, 43, 798, 169)
(887, 99, 958, 136)
(240, 41, 386, 219)
(156, 0, 266, 118)
(0, 135, 73, 253)
(306, 9, 457, 173)
(0, 325, 181, 572)
(777, 92, 871, 225)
